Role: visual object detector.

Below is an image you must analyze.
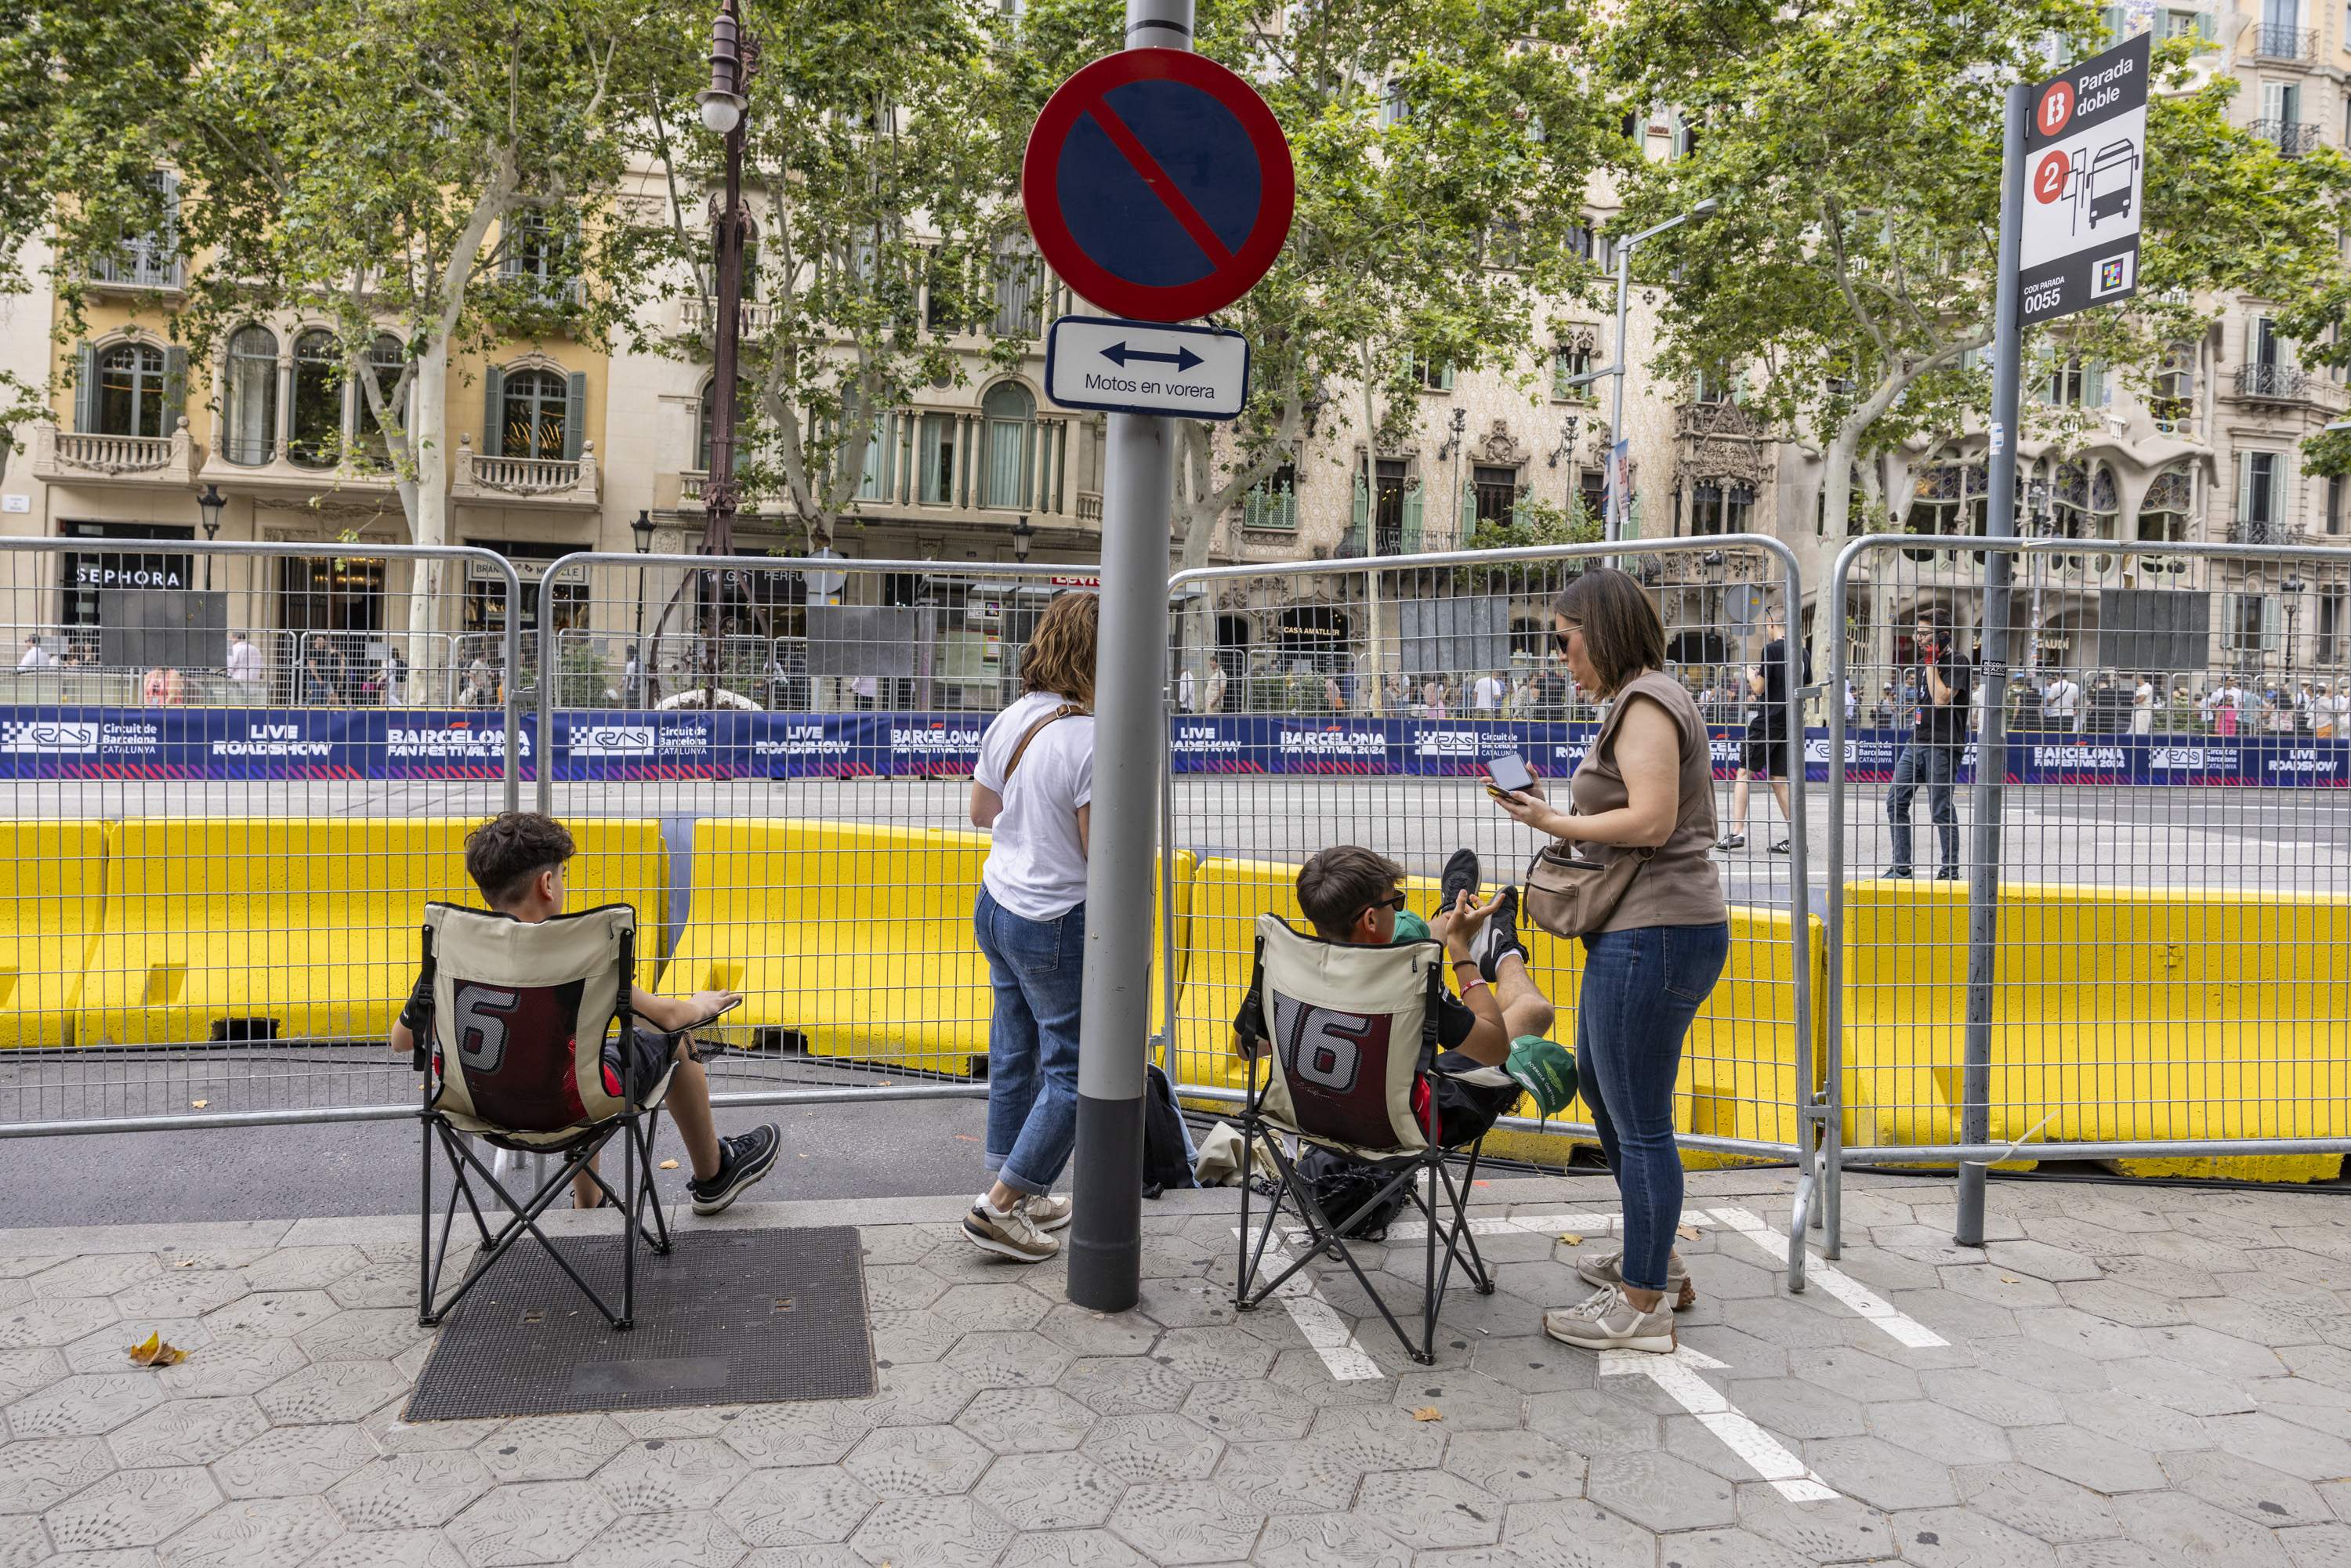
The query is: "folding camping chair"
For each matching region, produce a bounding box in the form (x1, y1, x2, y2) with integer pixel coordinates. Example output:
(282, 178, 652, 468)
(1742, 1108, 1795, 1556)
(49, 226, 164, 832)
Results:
(1233, 913, 1513, 1364)
(411, 902, 672, 1331)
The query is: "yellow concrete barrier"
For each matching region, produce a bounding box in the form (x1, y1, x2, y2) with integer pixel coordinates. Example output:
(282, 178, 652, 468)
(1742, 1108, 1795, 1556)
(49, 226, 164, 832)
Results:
(1168, 854, 1819, 1157)
(1840, 879, 2351, 1177)
(75, 818, 666, 1047)
(0, 821, 112, 1048)
(664, 819, 1194, 1075)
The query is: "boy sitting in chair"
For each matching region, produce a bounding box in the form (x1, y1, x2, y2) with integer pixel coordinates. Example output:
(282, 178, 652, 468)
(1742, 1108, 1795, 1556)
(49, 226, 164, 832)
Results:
(1232, 845, 1568, 1158)
(390, 812, 781, 1215)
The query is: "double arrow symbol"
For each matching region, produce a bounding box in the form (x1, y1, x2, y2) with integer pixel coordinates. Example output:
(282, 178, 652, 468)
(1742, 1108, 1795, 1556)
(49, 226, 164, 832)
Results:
(1099, 342, 1204, 374)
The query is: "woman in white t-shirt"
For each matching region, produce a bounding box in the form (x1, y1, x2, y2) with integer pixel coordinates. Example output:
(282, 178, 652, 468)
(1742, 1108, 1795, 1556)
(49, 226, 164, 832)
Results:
(962, 592, 1099, 1262)
(2131, 675, 2155, 736)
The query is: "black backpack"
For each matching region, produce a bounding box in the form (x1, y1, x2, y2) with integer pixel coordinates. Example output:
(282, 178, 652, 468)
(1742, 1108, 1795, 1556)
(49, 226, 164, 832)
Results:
(1295, 1144, 1412, 1240)
(1143, 1064, 1196, 1199)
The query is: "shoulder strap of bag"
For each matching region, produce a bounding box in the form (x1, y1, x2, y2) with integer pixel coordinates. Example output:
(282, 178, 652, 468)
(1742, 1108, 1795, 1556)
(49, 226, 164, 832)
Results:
(1003, 701, 1085, 784)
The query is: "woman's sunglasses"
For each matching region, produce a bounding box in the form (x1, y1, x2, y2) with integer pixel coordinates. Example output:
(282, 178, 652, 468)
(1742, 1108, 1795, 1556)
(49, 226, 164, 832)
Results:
(1553, 625, 1580, 654)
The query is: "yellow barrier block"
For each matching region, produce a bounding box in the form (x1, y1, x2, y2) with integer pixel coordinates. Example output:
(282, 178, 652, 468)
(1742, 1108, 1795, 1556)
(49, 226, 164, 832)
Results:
(76, 818, 667, 1048)
(664, 819, 1194, 1076)
(0, 821, 112, 1048)
(1839, 879, 2351, 1175)
(1168, 854, 1818, 1158)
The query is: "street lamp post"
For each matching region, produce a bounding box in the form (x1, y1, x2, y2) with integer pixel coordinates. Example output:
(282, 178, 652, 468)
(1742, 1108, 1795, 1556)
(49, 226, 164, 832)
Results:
(1556, 197, 1719, 548)
(195, 482, 225, 591)
(697, 0, 756, 713)
(630, 509, 654, 707)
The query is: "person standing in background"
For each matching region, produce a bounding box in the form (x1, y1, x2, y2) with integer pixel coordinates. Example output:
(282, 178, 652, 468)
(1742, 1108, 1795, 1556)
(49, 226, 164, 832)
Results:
(1472, 668, 1507, 715)
(1886, 610, 1969, 880)
(1718, 615, 1801, 855)
(226, 632, 264, 687)
(2131, 672, 2156, 736)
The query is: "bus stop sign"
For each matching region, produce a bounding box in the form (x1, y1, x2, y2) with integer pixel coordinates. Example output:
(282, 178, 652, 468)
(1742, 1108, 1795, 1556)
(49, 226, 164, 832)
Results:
(2016, 31, 2149, 324)
(1022, 49, 1295, 323)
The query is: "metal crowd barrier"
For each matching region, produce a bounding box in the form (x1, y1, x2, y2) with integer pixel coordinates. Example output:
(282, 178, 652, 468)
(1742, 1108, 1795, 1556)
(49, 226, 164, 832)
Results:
(1821, 533, 2351, 1251)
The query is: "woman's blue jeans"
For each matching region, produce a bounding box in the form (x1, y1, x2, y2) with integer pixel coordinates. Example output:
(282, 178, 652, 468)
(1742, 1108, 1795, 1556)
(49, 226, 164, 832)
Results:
(1574, 922, 1730, 1293)
(974, 888, 1086, 1197)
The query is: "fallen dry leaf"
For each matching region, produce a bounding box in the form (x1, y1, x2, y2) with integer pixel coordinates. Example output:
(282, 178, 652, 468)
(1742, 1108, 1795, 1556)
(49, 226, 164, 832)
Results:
(2001, 1275, 2020, 1284)
(172, 1258, 196, 1269)
(658, 1159, 680, 1171)
(190, 1100, 208, 1110)
(1411, 1406, 1443, 1422)
(126, 1332, 187, 1367)
(1557, 1233, 1585, 1247)
(1675, 1224, 1701, 1241)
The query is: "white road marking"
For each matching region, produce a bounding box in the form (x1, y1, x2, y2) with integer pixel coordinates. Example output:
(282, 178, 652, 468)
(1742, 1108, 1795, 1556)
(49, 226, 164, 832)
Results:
(1233, 1226, 1384, 1382)
(1600, 1345, 1839, 1502)
(1706, 1206, 1949, 1349)
(1371, 1211, 1699, 1242)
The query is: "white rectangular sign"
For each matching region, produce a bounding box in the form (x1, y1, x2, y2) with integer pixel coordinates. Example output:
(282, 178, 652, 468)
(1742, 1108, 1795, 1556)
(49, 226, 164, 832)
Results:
(1045, 315, 1250, 421)
(2016, 31, 2150, 324)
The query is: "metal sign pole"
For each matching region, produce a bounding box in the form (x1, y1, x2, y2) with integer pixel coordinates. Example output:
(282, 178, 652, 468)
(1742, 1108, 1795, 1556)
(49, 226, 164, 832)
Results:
(1067, 0, 1197, 1316)
(1956, 80, 2033, 1247)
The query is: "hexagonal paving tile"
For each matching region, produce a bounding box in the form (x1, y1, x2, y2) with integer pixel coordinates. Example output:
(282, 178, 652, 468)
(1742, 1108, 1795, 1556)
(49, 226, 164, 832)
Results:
(328, 1450, 494, 1531)
(295, 1309, 432, 1365)
(1439, 1428, 1585, 1505)
(1178, 1378, 1316, 1444)
(1955, 1461, 2127, 1544)
(571, 1508, 748, 1568)
(299, 1525, 470, 1568)
(974, 1451, 1125, 1529)
(2209, 1413, 2351, 1484)
(1918, 1369, 2069, 1430)
(931, 1284, 1052, 1334)
(1034, 1304, 1158, 1360)
(258, 1360, 407, 1426)
(0, 1513, 45, 1568)
(1582, 1450, 1737, 1534)
(842, 1423, 992, 1497)
(942, 1331, 1074, 1392)
(1146, 1327, 1277, 1384)
(1736, 1490, 1901, 1564)
(154, 1336, 311, 1401)
(1502, 1497, 1666, 1566)
(1799, 1435, 1962, 1512)
(868, 1360, 984, 1429)
(994, 1526, 1153, 1567)
(1524, 1389, 1663, 1455)
(870, 1310, 964, 1367)
(475, 1414, 632, 1484)
(202, 1291, 337, 1340)
(1650, 1524, 1820, 1568)
(1353, 1468, 1506, 1550)
(444, 1479, 617, 1568)
(6, 1371, 167, 1438)
(2118, 1490, 2294, 1568)
(716, 1466, 876, 1548)
(110, 1273, 250, 1322)
(1088, 1412, 1226, 1484)
(0, 1436, 113, 1514)
(1107, 1479, 1266, 1565)
(44, 1465, 221, 1552)
(718, 1399, 882, 1466)
(2163, 1449, 2334, 1528)
(237, 1248, 368, 1294)
(596, 1437, 750, 1513)
(0, 1349, 64, 1407)
(213, 1422, 379, 1499)
(158, 1494, 343, 1568)
(107, 1396, 266, 1469)
(850, 1496, 1016, 1568)
(1252, 1510, 1412, 1567)
(1056, 1356, 1192, 1417)
(324, 1262, 417, 1312)
(955, 1387, 1096, 1454)
(29, 1255, 158, 1299)
(2009, 1423, 2170, 1496)
(1895, 1505, 2059, 1568)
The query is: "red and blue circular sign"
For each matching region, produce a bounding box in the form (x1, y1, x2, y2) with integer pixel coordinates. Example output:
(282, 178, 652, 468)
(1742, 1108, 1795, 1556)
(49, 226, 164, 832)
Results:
(1022, 49, 1295, 324)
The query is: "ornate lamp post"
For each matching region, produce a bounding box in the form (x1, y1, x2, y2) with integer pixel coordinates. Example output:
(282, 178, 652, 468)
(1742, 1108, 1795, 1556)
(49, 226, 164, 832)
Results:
(195, 482, 225, 591)
(696, 0, 756, 710)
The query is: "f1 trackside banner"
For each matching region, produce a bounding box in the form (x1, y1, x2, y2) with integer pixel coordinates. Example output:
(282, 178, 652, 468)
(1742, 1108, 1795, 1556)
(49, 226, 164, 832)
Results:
(0, 706, 2342, 787)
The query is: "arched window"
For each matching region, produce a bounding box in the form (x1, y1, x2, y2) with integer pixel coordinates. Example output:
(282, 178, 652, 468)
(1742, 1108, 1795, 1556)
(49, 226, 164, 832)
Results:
(222, 326, 277, 465)
(96, 343, 168, 437)
(979, 382, 1035, 510)
(2137, 462, 2193, 571)
(353, 335, 407, 467)
(502, 368, 568, 460)
(288, 329, 342, 469)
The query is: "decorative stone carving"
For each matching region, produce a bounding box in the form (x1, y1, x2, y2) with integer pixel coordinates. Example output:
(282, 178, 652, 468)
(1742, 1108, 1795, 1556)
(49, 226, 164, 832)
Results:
(1473, 420, 1523, 465)
(1673, 399, 1776, 488)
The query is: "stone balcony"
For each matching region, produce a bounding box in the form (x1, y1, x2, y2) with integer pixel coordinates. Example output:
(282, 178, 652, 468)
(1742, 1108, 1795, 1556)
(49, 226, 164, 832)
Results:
(451, 435, 601, 510)
(679, 295, 781, 335)
(27, 420, 200, 488)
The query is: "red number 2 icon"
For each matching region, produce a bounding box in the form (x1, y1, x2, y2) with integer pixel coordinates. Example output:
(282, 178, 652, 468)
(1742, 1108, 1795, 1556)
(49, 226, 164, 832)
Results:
(2032, 150, 2071, 205)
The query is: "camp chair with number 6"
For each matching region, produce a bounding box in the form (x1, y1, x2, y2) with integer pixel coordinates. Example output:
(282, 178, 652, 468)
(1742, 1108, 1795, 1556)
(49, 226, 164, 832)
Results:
(411, 902, 671, 1331)
(1233, 913, 1514, 1365)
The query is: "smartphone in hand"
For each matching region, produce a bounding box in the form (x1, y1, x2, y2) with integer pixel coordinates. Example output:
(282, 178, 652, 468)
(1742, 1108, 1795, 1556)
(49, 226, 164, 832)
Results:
(1483, 751, 1534, 798)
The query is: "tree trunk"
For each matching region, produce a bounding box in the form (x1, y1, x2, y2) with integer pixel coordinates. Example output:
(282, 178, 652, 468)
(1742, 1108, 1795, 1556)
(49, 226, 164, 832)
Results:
(405, 340, 453, 703)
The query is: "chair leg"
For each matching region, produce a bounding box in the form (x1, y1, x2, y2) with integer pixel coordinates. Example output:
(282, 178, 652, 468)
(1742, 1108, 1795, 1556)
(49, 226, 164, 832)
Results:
(619, 1107, 638, 1333)
(418, 1112, 433, 1327)
(1438, 1145, 1497, 1295)
(1422, 1158, 1440, 1364)
(427, 1129, 632, 1330)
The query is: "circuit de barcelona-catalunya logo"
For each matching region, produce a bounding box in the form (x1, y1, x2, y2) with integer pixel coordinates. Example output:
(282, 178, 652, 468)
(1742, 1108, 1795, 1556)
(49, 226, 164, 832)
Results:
(0, 720, 99, 753)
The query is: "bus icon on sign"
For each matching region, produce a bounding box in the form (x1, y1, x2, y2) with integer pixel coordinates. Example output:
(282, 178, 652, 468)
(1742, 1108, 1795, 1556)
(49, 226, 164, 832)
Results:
(2083, 140, 2139, 225)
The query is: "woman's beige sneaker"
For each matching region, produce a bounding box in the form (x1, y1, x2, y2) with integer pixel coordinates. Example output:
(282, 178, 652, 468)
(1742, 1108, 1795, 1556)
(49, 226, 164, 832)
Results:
(1542, 1284, 1677, 1353)
(1574, 1245, 1697, 1309)
(964, 1200, 1058, 1262)
(1020, 1193, 1074, 1232)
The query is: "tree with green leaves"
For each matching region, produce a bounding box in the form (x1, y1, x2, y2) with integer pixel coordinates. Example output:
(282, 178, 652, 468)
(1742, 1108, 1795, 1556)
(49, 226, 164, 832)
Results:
(175, 0, 702, 669)
(0, 0, 208, 487)
(1599, 0, 2351, 566)
(1010, 0, 1615, 667)
(629, 0, 1024, 552)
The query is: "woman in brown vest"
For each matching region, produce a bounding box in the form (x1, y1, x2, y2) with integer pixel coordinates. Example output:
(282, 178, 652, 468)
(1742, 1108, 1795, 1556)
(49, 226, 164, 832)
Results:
(1489, 567, 1730, 1353)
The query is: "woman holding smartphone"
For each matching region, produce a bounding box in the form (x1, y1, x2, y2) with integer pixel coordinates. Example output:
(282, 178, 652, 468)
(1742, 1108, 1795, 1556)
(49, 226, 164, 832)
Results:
(1487, 567, 1730, 1353)
(965, 592, 1099, 1263)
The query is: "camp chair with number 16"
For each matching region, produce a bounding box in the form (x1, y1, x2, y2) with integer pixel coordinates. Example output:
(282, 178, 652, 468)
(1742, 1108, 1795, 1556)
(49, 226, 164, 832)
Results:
(412, 902, 671, 1331)
(1234, 913, 1512, 1364)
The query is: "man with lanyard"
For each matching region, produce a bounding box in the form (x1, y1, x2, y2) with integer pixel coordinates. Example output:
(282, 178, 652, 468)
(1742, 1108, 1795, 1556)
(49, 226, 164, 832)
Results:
(1886, 609, 1970, 880)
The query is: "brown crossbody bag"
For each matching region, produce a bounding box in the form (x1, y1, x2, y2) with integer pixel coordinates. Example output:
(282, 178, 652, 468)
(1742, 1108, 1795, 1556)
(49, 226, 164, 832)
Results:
(1001, 702, 1085, 784)
(1520, 701, 1654, 939)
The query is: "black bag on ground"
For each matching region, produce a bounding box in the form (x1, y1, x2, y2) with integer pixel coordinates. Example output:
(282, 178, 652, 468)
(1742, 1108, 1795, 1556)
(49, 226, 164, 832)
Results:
(1143, 1064, 1197, 1199)
(1295, 1144, 1411, 1240)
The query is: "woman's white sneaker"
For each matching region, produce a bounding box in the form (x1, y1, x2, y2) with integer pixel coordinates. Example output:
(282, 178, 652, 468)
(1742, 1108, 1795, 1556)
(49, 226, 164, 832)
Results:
(1541, 1283, 1676, 1353)
(1020, 1193, 1074, 1232)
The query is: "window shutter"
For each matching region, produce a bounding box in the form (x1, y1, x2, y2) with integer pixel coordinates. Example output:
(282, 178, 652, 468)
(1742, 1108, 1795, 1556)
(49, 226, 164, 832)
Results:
(2264, 596, 2283, 651)
(563, 371, 586, 461)
(1440, 363, 1455, 393)
(163, 346, 188, 429)
(2085, 360, 2107, 407)
(2195, 9, 2214, 39)
(481, 367, 504, 457)
(2237, 454, 2255, 526)
(1401, 483, 1424, 551)
(72, 342, 95, 432)
(1512, 491, 1528, 528)
(1351, 472, 1369, 528)
(1461, 480, 1476, 531)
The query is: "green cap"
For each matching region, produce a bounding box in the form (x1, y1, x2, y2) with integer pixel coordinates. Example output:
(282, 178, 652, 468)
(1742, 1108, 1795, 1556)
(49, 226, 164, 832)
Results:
(1505, 1035, 1578, 1117)
(1390, 910, 1433, 945)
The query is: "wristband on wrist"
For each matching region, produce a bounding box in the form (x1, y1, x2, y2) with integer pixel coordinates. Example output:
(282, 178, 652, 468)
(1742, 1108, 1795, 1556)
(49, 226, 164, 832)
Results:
(1458, 976, 1489, 994)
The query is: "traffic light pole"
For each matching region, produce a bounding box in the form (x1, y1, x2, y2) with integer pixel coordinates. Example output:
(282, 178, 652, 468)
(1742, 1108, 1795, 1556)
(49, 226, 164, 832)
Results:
(1067, 0, 1196, 1316)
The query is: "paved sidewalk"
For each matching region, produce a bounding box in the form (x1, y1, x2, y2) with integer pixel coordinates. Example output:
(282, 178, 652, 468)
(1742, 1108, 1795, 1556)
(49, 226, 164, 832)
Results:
(3, 1169, 2349, 1566)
